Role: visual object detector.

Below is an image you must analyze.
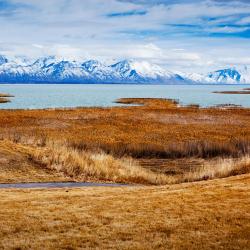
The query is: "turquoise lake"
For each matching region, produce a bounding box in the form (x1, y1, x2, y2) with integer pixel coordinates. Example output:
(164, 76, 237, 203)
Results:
(0, 84, 250, 109)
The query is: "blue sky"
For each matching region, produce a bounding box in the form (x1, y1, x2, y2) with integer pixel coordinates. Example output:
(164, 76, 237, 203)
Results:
(0, 0, 249, 72)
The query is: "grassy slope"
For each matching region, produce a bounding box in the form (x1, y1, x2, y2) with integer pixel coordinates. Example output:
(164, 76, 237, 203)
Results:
(1, 139, 249, 185)
(0, 140, 70, 183)
(0, 174, 249, 249)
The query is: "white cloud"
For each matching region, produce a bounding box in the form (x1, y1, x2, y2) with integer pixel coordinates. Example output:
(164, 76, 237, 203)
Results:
(0, 0, 249, 73)
(237, 16, 250, 25)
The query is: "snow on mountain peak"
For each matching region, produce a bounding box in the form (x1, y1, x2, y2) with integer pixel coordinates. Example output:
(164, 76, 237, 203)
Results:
(110, 59, 177, 81)
(129, 60, 169, 78)
(111, 60, 131, 73)
(238, 65, 250, 83)
(207, 68, 241, 84)
(32, 56, 60, 67)
(0, 55, 8, 65)
(82, 60, 104, 73)
(0, 55, 249, 84)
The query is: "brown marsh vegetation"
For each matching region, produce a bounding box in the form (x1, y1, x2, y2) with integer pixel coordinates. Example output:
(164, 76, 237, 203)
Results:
(213, 88, 250, 94)
(0, 93, 14, 103)
(0, 98, 10, 103)
(0, 97, 250, 184)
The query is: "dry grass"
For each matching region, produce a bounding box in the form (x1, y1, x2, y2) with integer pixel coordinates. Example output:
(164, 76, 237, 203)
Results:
(116, 97, 179, 108)
(214, 89, 250, 94)
(0, 139, 174, 185)
(0, 93, 14, 97)
(214, 91, 250, 94)
(0, 98, 250, 184)
(184, 155, 250, 182)
(28, 141, 250, 184)
(71, 138, 250, 159)
(0, 93, 14, 103)
(0, 98, 250, 248)
(0, 140, 70, 183)
(0, 97, 10, 103)
(27, 140, 173, 185)
(0, 174, 249, 249)
(1, 98, 249, 160)
(2, 138, 249, 185)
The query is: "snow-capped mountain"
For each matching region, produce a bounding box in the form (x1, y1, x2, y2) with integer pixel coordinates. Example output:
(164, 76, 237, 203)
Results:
(0, 56, 184, 84)
(182, 66, 250, 84)
(207, 68, 241, 84)
(239, 66, 250, 84)
(0, 54, 249, 84)
(111, 60, 184, 83)
(0, 55, 8, 65)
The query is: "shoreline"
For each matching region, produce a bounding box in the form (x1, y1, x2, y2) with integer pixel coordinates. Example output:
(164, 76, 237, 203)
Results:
(0, 97, 248, 111)
(1, 84, 250, 110)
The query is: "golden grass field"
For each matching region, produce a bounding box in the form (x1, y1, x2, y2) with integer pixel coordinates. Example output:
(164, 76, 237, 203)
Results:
(0, 174, 249, 249)
(0, 96, 250, 249)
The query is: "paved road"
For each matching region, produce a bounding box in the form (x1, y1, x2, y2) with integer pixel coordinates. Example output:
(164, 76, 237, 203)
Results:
(0, 182, 129, 189)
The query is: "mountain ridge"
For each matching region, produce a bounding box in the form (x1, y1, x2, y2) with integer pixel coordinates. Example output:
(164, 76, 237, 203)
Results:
(0, 55, 249, 84)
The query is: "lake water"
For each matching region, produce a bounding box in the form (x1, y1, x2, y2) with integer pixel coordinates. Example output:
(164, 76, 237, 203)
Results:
(0, 84, 250, 109)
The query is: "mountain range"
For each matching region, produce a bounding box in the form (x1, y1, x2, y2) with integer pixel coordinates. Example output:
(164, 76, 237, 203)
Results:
(0, 55, 249, 84)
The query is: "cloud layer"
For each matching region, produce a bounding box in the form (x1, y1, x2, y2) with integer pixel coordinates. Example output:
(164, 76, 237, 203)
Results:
(0, 0, 249, 72)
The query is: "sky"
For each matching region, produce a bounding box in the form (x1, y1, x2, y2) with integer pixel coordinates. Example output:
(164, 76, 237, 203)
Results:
(0, 0, 249, 73)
